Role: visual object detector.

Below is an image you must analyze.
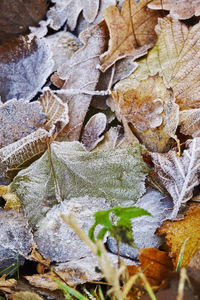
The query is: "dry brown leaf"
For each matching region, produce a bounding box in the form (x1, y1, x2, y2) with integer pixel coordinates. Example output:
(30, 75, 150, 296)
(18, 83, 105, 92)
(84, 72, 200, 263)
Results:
(81, 113, 107, 151)
(151, 138, 200, 219)
(13, 291, 44, 300)
(100, 0, 161, 71)
(109, 75, 179, 152)
(54, 22, 108, 141)
(116, 17, 200, 111)
(0, 99, 46, 149)
(148, 0, 200, 20)
(157, 203, 200, 268)
(179, 109, 200, 137)
(0, 0, 47, 44)
(0, 275, 17, 294)
(127, 248, 173, 287)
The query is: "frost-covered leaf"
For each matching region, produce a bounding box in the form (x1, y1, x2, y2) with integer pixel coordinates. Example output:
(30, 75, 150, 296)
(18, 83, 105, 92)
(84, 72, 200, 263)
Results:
(148, 0, 200, 20)
(0, 99, 46, 149)
(179, 109, 200, 137)
(10, 141, 148, 227)
(46, 31, 82, 72)
(47, 0, 99, 31)
(151, 138, 200, 219)
(81, 113, 107, 151)
(54, 22, 108, 141)
(110, 76, 179, 152)
(107, 188, 173, 259)
(0, 0, 47, 43)
(0, 209, 34, 273)
(34, 196, 110, 262)
(157, 203, 200, 268)
(0, 35, 53, 103)
(116, 17, 200, 110)
(100, 0, 161, 71)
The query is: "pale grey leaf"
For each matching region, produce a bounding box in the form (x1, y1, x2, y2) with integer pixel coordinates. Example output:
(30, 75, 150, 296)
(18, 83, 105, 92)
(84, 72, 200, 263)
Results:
(151, 138, 200, 219)
(35, 196, 110, 262)
(107, 188, 173, 259)
(81, 113, 107, 151)
(179, 109, 200, 137)
(10, 141, 148, 227)
(0, 35, 54, 103)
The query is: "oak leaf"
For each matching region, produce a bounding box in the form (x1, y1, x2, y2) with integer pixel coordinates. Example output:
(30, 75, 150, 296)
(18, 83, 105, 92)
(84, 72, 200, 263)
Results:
(116, 17, 200, 110)
(100, 0, 161, 71)
(54, 22, 108, 141)
(148, 0, 200, 20)
(157, 203, 200, 268)
(109, 75, 179, 152)
(47, 0, 100, 31)
(151, 138, 200, 219)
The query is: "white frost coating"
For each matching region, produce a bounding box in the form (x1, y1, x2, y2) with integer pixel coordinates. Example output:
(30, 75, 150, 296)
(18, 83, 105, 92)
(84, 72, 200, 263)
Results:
(0, 36, 54, 103)
(151, 137, 200, 219)
(34, 196, 110, 262)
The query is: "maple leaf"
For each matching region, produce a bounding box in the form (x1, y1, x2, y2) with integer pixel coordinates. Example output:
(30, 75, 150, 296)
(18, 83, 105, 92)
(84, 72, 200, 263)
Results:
(148, 0, 200, 20)
(151, 138, 200, 219)
(9, 141, 148, 227)
(157, 203, 200, 268)
(109, 75, 179, 152)
(116, 16, 200, 110)
(47, 0, 100, 31)
(100, 0, 161, 71)
(0, 35, 53, 103)
(0, 0, 47, 44)
(54, 22, 108, 141)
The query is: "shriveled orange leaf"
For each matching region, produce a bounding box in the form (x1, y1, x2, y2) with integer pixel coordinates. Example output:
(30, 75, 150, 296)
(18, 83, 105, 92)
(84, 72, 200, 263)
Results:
(116, 17, 200, 110)
(148, 0, 200, 20)
(127, 248, 173, 287)
(157, 203, 200, 268)
(100, 0, 161, 71)
(109, 75, 179, 152)
(0, 275, 17, 293)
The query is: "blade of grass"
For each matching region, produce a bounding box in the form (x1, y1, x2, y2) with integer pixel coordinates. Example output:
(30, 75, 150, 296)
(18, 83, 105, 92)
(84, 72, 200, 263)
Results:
(55, 279, 89, 300)
(176, 237, 189, 271)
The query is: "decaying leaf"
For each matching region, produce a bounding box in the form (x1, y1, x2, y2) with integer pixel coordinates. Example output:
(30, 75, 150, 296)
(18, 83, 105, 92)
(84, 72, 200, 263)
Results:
(81, 113, 107, 151)
(0, 99, 46, 149)
(54, 22, 108, 141)
(157, 203, 200, 268)
(0, 35, 53, 103)
(148, 0, 200, 20)
(116, 17, 200, 110)
(100, 0, 161, 71)
(107, 188, 173, 259)
(8, 141, 148, 227)
(110, 76, 179, 152)
(13, 291, 44, 300)
(47, 0, 99, 31)
(179, 109, 200, 137)
(127, 248, 174, 287)
(0, 90, 69, 182)
(0, 209, 34, 273)
(0, 275, 17, 294)
(0, 0, 47, 44)
(46, 31, 82, 72)
(151, 138, 200, 219)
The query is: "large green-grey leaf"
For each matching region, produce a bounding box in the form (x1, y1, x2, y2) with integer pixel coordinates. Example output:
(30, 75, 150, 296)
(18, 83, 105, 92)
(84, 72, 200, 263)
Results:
(10, 141, 149, 227)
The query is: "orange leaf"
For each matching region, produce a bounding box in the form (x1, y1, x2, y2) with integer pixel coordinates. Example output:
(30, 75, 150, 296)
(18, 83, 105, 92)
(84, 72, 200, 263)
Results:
(157, 203, 200, 268)
(127, 248, 173, 287)
(100, 0, 161, 71)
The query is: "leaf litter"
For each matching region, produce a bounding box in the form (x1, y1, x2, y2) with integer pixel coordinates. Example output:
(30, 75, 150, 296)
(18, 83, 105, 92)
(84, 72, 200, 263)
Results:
(0, 0, 200, 299)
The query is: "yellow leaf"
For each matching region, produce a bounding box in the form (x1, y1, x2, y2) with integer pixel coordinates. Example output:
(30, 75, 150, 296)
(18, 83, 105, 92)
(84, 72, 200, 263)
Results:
(157, 203, 200, 268)
(116, 17, 200, 110)
(100, 0, 161, 71)
(0, 184, 21, 210)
